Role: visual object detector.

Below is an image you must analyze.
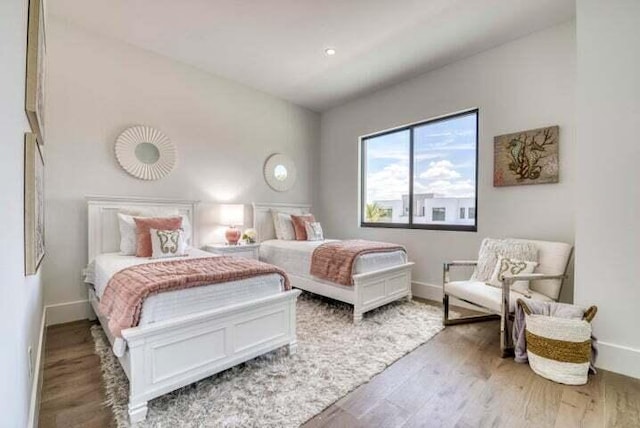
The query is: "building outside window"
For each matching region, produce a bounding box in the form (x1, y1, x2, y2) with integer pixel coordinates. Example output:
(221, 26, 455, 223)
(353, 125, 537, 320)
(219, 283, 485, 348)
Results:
(360, 109, 478, 231)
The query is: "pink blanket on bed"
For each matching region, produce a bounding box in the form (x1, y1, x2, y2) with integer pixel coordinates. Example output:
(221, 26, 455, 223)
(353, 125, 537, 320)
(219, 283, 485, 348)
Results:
(99, 256, 290, 337)
(310, 240, 405, 286)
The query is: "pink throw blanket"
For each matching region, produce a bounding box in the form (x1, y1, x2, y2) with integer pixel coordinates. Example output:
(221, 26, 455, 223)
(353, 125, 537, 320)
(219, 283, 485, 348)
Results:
(99, 257, 290, 337)
(310, 240, 405, 286)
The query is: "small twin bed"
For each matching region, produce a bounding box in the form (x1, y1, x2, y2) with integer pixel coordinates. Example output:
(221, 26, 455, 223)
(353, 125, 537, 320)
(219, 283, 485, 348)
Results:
(253, 203, 414, 323)
(84, 196, 413, 423)
(84, 196, 300, 423)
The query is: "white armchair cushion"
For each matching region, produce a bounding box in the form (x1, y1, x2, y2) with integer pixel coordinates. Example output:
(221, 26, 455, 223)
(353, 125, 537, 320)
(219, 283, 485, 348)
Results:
(517, 240, 572, 300)
(445, 280, 553, 313)
(486, 256, 538, 295)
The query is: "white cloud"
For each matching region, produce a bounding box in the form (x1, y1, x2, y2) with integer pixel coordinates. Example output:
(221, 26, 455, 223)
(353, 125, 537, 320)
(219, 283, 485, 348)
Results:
(421, 179, 475, 198)
(366, 162, 409, 201)
(366, 160, 475, 202)
(419, 160, 461, 180)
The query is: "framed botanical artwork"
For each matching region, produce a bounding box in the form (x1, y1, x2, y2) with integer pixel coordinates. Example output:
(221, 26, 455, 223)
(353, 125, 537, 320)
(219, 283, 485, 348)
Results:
(494, 125, 559, 187)
(25, 133, 45, 275)
(26, 0, 47, 145)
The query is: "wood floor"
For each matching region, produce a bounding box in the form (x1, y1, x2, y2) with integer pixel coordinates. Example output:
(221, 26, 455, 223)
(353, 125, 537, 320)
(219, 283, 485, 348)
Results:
(39, 307, 640, 428)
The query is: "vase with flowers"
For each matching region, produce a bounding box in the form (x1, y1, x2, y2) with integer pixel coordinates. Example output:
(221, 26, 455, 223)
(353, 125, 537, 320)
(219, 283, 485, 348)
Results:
(242, 228, 257, 244)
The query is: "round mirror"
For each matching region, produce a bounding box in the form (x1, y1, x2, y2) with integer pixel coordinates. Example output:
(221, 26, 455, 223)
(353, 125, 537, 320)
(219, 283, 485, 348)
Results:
(115, 125, 176, 180)
(264, 154, 296, 192)
(274, 164, 288, 181)
(134, 142, 161, 164)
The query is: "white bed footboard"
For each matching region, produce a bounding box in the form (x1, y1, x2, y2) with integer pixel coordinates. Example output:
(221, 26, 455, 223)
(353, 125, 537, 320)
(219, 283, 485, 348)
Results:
(286, 262, 414, 324)
(352, 262, 414, 322)
(93, 289, 301, 423)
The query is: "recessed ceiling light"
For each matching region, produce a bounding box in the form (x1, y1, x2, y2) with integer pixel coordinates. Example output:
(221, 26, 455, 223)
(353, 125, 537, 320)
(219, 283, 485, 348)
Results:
(324, 48, 336, 56)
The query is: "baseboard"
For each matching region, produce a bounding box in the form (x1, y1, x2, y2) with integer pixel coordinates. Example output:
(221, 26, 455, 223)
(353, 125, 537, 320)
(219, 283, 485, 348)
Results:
(411, 281, 442, 302)
(596, 341, 640, 379)
(27, 307, 46, 428)
(45, 299, 93, 326)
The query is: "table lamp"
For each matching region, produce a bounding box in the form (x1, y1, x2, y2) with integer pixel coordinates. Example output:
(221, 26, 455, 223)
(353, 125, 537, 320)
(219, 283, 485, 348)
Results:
(220, 204, 244, 245)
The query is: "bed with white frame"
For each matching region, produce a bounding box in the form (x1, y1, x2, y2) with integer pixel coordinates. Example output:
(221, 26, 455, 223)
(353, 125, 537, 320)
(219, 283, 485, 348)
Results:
(86, 195, 301, 423)
(253, 202, 414, 323)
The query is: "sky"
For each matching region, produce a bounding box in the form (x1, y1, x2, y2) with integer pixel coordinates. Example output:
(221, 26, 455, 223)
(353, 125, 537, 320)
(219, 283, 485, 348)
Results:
(364, 112, 477, 203)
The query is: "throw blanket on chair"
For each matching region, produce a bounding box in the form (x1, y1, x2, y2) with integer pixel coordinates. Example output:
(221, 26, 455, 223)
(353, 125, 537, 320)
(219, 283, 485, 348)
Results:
(99, 257, 291, 337)
(310, 239, 405, 286)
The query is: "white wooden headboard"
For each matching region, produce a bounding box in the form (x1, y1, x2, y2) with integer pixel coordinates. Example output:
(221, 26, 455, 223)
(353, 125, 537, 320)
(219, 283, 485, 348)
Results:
(87, 195, 199, 261)
(252, 202, 311, 242)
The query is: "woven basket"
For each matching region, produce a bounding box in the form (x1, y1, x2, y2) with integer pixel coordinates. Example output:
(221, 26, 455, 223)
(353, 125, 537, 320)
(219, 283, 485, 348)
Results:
(519, 300, 597, 385)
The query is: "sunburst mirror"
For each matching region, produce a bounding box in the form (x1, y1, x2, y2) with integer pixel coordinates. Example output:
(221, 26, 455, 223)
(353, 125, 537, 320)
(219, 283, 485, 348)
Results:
(264, 153, 297, 192)
(115, 125, 176, 180)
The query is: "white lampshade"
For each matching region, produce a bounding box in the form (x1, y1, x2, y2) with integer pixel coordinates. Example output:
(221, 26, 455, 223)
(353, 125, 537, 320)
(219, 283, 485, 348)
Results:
(219, 204, 244, 226)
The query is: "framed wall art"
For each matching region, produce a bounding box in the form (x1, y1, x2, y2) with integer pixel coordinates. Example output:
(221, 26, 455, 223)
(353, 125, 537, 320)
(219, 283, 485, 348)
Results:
(26, 0, 47, 144)
(494, 125, 559, 187)
(25, 133, 45, 275)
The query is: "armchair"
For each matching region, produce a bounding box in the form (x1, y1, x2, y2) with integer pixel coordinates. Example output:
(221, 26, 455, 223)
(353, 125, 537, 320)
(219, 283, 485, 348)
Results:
(443, 239, 573, 357)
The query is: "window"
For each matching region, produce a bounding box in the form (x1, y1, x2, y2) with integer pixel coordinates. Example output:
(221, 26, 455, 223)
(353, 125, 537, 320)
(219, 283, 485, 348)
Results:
(432, 208, 446, 221)
(360, 109, 478, 231)
(468, 207, 476, 220)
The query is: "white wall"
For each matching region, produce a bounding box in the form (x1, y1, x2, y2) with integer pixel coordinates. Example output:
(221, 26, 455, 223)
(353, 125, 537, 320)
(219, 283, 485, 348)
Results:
(44, 18, 319, 318)
(319, 22, 576, 302)
(0, 0, 45, 425)
(575, 0, 640, 379)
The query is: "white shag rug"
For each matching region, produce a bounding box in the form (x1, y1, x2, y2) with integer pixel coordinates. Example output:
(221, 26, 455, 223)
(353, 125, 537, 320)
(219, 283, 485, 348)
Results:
(92, 292, 445, 427)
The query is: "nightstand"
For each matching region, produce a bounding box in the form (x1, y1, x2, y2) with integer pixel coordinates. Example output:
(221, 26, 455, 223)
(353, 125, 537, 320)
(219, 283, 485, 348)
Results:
(203, 243, 260, 260)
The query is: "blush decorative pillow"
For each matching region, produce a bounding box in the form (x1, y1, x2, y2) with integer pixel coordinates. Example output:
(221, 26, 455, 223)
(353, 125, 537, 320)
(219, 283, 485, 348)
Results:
(291, 214, 316, 240)
(271, 211, 296, 240)
(486, 255, 538, 296)
(117, 208, 191, 254)
(134, 216, 183, 257)
(305, 222, 324, 241)
(150, 228, 187, 259)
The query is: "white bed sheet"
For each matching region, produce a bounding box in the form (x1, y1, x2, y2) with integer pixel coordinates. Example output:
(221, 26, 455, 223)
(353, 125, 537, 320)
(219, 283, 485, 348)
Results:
(85, 249, 285, 326)
(259, 239, 407, 281)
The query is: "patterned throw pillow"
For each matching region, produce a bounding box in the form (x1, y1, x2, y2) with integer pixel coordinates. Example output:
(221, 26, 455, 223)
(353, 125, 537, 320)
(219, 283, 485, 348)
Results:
(291, 214, 316, 240)
(150, 228, 187, 259)
(486, 255, 538, 295)
(133, 216, 183, 257)
(304, 222, 324, 241)
(471, 238, 538, 282)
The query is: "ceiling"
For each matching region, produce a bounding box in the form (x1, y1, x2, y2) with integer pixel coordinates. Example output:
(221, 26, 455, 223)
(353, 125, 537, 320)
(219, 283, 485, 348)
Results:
(49, 0, 575, 112)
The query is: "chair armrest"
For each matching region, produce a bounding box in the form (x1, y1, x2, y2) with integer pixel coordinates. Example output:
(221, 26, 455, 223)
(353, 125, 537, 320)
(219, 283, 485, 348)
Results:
(500, 273, 566, 284)
(443, 261, 477, 288)
(500, 273, 567, 310)
(443, 260, 478, 269)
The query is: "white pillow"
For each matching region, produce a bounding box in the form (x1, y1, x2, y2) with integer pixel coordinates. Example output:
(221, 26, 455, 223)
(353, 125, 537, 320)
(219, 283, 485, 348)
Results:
(117, 213, 138, 255)
(150, 228, 187, 259)
(486, 255, 538, 296)
(305, 222, 324, 241)
(271, 211, 296, 240)
(118, 211, 192, 255)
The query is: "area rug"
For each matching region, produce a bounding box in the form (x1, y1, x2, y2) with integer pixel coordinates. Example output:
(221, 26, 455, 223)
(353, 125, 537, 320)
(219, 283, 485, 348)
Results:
(92, 292, 445, 427)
